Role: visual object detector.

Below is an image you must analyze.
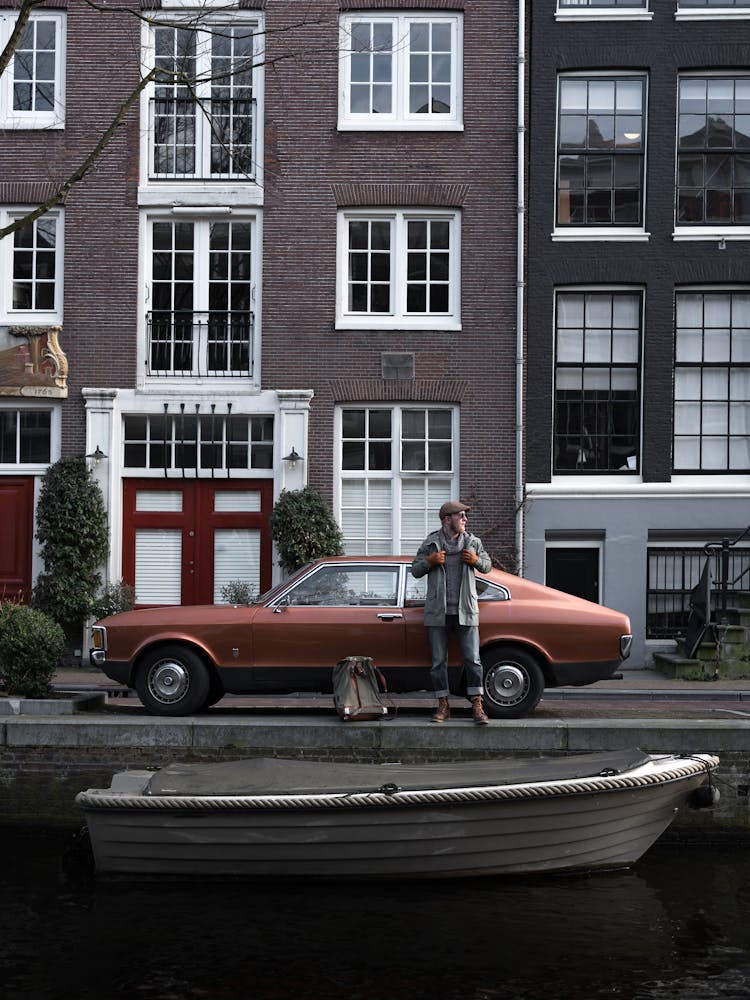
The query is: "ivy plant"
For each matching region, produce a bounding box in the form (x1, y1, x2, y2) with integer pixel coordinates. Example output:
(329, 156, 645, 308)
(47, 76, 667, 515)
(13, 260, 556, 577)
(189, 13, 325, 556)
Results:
(32, 456, 110, 634)
(269, 487, 344, 574)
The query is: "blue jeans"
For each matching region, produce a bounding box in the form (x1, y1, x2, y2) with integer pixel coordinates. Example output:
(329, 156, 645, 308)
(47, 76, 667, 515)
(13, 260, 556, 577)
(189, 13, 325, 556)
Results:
(427, 616, 484, 697)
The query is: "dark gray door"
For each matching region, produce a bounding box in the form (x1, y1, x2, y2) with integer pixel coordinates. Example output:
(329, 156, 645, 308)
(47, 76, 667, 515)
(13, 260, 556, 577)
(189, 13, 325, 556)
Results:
(545, 547, 599, 604)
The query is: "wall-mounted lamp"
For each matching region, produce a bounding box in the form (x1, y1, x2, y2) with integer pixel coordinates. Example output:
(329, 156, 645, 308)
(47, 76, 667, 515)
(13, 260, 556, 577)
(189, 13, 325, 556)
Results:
(85, 445, 107, 468)
(282, 447, 303, 469)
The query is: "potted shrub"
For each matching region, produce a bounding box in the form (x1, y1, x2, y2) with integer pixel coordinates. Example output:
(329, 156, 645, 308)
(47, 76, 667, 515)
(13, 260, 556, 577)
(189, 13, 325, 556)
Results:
(0, 602, 65, 698)
(269, 487, 344, 574)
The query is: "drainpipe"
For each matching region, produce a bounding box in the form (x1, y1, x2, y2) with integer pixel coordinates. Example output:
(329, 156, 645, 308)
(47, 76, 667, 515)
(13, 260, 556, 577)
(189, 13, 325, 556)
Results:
(515, 0, 526, 575)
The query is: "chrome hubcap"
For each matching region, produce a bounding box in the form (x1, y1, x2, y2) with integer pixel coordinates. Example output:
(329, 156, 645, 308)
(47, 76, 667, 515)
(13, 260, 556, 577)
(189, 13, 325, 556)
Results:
(148, 660, 189, 704)
(485, 663, 528, 707)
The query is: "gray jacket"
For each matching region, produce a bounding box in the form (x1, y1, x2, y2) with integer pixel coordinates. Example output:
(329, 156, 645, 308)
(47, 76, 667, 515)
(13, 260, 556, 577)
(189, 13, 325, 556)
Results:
(411, 529, 492, 627)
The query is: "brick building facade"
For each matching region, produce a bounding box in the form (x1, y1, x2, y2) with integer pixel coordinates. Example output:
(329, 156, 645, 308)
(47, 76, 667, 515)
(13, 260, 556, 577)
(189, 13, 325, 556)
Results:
(0, 1, 520, 608)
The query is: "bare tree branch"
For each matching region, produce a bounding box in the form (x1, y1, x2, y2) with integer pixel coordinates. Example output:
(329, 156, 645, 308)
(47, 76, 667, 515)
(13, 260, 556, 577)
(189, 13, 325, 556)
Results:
(0, 0, 46, 78)
(0, 68, 157, 242)
(0, 4, 336, 240)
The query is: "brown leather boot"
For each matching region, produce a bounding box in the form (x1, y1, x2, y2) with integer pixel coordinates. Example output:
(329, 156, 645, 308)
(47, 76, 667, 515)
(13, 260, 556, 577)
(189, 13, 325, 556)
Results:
(431, 697, 450, 723)
(471, 696, 489, 725)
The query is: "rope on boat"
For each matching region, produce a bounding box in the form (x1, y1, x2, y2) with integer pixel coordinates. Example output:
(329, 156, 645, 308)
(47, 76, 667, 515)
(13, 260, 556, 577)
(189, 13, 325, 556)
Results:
(76, 755, 719, 812)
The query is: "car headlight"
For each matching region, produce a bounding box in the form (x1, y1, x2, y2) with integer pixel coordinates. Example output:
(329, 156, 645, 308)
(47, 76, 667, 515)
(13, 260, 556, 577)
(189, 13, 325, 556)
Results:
(620, 634, 632, 659)
(91, 626, 107, 652)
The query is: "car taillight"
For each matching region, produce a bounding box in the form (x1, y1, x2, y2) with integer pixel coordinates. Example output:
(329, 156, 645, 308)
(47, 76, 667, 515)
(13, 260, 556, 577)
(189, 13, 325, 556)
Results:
(620, 635, 632, 659)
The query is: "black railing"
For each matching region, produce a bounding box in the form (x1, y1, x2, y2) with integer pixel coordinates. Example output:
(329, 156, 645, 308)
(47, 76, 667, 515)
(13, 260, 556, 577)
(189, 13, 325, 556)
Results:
(149, 96, 257, 180)
(147, 311, 254, 378)
(647, 532, 750, 639)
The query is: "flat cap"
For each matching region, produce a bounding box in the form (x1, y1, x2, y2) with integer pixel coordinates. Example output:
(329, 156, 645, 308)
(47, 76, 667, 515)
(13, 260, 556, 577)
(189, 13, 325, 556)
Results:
(439, 500, 471, 518)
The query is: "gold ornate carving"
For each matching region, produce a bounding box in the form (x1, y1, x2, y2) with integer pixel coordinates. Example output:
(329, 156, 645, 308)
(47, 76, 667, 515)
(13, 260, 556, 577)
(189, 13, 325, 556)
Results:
(0, 326, 68, 398)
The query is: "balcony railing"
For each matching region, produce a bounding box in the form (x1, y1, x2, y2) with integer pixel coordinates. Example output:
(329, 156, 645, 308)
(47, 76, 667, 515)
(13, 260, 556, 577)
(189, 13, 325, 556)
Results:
(148, 96, 257, 181)
(647, 541, 750, 639)
(147, 310, 254, 378)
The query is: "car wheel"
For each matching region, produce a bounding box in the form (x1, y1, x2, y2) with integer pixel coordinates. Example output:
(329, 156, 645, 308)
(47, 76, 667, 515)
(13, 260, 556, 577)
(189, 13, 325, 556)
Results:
(135, 645, 211, 716)
(202, 673, 225, 709)
(481, 647, 545, 719)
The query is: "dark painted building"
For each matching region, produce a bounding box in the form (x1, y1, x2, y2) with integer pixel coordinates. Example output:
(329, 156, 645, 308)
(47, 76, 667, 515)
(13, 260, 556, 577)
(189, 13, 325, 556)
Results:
(525, 0, 750, 666)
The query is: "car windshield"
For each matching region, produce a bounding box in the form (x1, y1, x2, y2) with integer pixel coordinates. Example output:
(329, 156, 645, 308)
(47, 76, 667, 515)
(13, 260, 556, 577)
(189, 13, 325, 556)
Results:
(254, 564, 315, 605)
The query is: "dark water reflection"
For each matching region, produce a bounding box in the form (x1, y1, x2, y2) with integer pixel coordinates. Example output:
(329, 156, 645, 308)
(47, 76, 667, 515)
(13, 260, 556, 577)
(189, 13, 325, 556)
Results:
(1, 830, 749, 1000)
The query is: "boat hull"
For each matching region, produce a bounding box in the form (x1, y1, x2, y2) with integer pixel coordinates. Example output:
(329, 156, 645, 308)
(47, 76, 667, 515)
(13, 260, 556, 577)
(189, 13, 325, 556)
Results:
(76, 754, 719, 879)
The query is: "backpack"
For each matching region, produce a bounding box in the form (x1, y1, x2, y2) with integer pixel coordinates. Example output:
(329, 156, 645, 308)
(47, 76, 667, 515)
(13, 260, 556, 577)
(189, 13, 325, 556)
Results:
(332, 656, 390, 721)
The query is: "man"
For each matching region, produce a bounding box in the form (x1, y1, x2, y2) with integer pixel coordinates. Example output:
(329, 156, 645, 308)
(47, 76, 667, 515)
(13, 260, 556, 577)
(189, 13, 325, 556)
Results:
(411, 501, 492, 724)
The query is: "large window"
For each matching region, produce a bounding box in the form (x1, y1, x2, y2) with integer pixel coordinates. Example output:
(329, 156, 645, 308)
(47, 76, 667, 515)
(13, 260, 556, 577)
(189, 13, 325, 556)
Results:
(674, 291, 750, 471)
(339, 13, 462, 130)
(337, 405, 458, 554)
(0, 12, 65, 128)
(147, 20, 260, 180)
(0, 409, 51, 464)
(146, 217, 256, 378)
(677, 77, 750, 226)
(123, 413, 273, 472)
(337, 210, 460, 330)
(556, 75, 646, 229)
(0, 210, 62, 322)
(554, 291, 642, 473)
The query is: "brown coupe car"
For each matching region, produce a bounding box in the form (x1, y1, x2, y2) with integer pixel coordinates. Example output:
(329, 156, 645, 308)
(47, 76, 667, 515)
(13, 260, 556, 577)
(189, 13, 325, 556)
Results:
(90, 555, 632, 718)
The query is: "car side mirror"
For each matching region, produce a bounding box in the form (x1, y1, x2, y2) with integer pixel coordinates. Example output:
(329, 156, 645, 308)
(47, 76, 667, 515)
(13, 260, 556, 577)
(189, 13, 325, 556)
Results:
(273, 595, 290, 614)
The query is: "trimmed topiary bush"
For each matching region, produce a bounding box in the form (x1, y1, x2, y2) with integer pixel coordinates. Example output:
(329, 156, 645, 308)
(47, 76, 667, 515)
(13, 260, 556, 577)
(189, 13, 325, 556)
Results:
(269, 487, 344, 574)
(0, 602, 66, 698)
(32, 456, 109, 634)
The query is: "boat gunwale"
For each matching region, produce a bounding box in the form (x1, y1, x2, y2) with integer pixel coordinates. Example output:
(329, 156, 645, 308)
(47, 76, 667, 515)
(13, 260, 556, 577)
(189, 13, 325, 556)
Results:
(75, 754, 719, 813)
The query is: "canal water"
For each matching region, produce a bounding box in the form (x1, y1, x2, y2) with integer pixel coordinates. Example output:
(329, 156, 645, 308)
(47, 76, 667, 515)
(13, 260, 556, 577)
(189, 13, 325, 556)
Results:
(1, 830, 749, 1000)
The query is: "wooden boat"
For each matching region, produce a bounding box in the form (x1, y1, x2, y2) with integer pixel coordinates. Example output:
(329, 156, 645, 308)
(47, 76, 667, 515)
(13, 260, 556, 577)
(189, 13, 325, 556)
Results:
(75, 750, 719, 879)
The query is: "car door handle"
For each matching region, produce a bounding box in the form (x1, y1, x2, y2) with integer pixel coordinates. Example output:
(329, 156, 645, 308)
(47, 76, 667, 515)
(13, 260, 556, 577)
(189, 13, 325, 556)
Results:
(377, 613, 404, 621)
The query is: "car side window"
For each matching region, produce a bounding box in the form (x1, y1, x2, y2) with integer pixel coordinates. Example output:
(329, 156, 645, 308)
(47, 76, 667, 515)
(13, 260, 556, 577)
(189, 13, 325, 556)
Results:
(405, 575, 427, 606)
(477, 579, 510, 602)
(286, 566, 399, 607)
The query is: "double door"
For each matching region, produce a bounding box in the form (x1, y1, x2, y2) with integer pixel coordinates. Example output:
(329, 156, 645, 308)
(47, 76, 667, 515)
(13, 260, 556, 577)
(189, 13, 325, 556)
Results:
(122, 479, 273, 606)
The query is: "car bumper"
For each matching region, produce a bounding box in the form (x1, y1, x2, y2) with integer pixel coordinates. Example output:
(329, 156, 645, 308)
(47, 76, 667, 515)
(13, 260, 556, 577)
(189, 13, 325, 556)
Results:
(89, 655, 133, 686)
(549, 659, 622, 687)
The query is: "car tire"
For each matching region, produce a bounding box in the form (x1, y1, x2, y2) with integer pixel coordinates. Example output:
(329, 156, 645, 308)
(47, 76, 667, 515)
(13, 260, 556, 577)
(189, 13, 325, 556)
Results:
(202, 673, 225, 710)
(481, 647, 545, 719)
(135, 645, 212, 716)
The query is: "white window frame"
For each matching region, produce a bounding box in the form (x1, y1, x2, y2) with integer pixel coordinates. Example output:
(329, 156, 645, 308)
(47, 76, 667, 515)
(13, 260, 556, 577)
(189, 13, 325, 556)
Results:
(673, 73, 750, 241)
(0, 12, 66, 129)
(556, 1, 652, 21)
(0, 402, 61, 473)
(673, 286, 750, 473)
(334, 404, 460, 555)
(552, 286, 644, 478)
(336, 209, 461, 331)
(0, 208, 64, 324)
(553, 71, 649, 241)
(676, 1, 750, 20)
(140, 12, 264, 188)
(141, 211, 261, 383)
(338, 12, 463, 131)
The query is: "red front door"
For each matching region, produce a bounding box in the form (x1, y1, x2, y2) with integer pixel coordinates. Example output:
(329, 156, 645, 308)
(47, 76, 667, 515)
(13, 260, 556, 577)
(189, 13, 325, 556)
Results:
(0, 477, 34, 602)
(122, 479, 273, 606)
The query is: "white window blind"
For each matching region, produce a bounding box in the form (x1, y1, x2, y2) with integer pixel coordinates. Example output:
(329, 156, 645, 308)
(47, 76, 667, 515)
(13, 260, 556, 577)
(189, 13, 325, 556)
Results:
(135, 528, 182, 604)
(214, 528, 260, 603)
